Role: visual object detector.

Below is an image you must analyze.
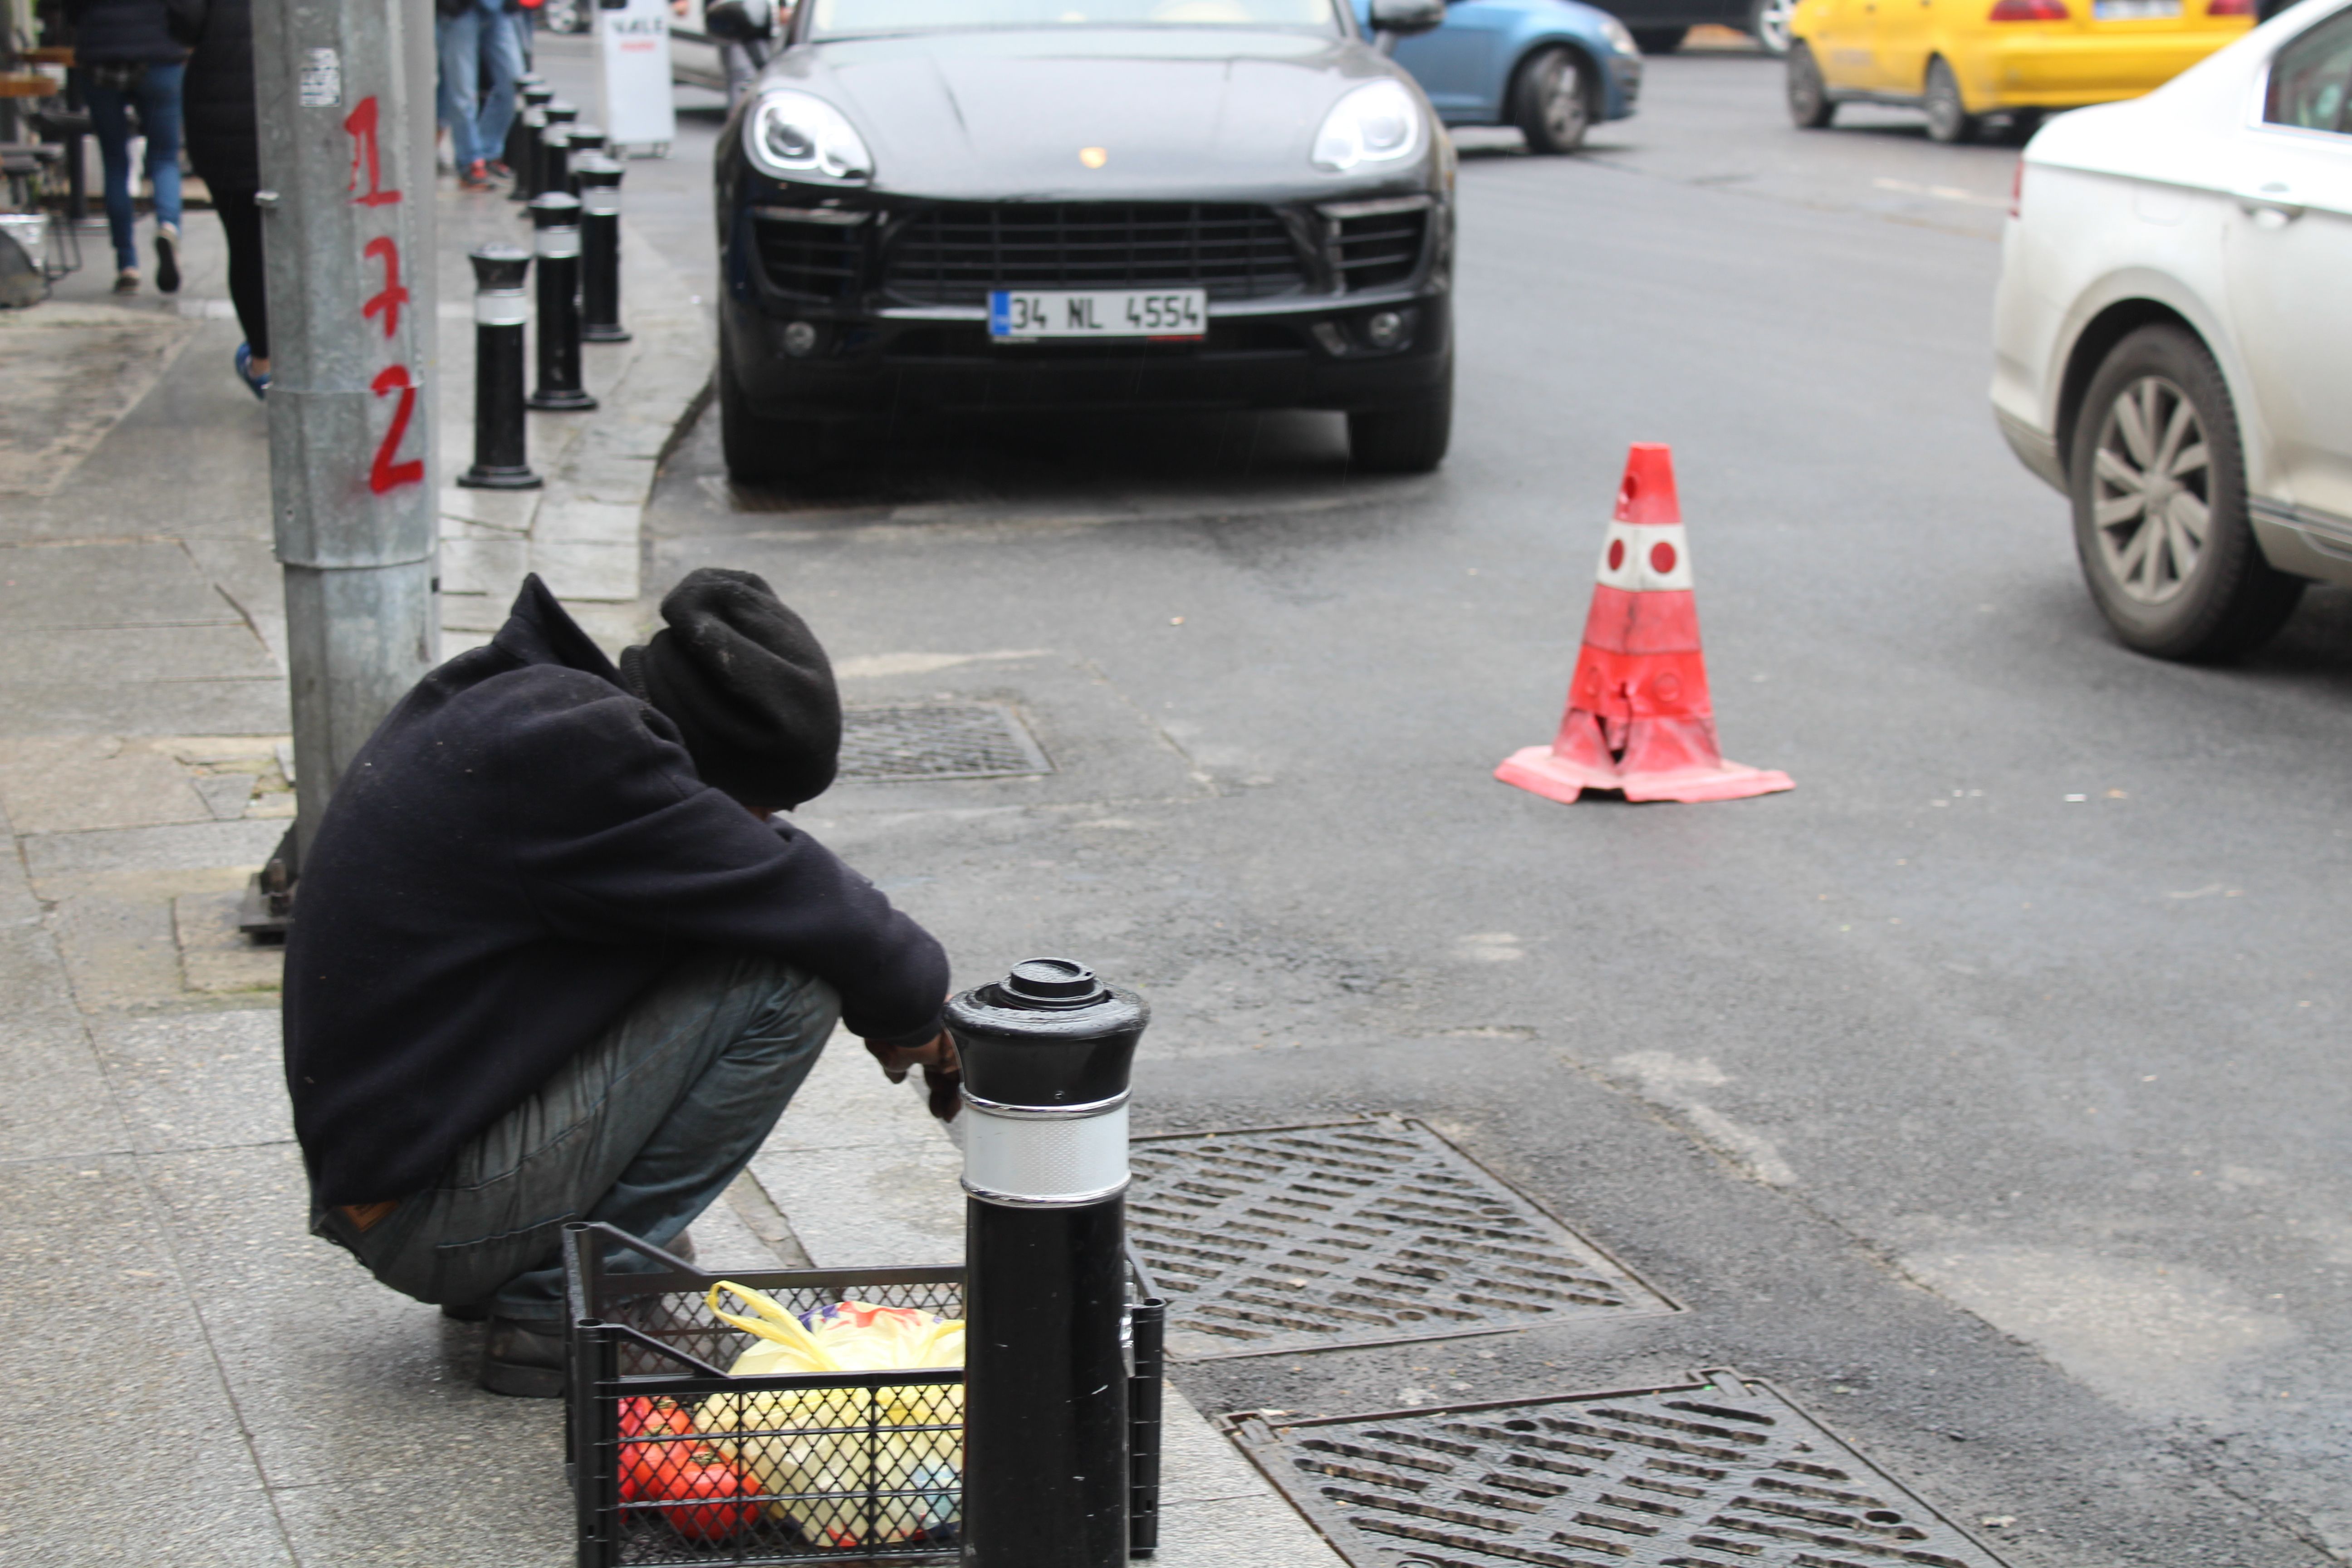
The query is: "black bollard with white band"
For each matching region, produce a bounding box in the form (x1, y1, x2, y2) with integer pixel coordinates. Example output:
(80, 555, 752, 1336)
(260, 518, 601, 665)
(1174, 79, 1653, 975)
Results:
(527, 193, 596, 412)
(537, 126, 571, 210)
(457, 243, 540, 490)
(574, 154, 630, 344)
(534, 99, 579, 202)
(564, 122, 607, 191)
(510, 83, 553, 204)
(947, 958, 1146, 1568)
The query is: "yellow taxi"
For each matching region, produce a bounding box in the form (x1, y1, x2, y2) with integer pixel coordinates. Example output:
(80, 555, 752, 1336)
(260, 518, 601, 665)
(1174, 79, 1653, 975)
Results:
(1785, 0, 2253, 140)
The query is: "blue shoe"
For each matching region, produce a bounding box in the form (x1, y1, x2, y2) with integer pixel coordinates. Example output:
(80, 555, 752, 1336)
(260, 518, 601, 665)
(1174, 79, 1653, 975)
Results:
(235, 343, 270, 400)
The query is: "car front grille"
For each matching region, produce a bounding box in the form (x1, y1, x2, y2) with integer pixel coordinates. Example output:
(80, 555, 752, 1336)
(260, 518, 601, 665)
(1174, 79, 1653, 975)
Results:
(1329, 202, 1429, 293)
(751, 209, 866, 301)
(882, 203, 1308, 305)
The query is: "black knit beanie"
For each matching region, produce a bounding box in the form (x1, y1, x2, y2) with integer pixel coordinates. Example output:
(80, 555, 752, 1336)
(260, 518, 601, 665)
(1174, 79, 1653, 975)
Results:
(619, 568, 841, 808)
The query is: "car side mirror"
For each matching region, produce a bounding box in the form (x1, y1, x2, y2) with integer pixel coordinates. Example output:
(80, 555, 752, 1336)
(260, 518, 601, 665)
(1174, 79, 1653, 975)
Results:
(1368, 0, 1446, 37)
(704, 0, 774, 43)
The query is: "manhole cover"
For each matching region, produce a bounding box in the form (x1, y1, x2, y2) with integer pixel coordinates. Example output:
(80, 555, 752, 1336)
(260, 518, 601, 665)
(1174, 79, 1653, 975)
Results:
(837, 703, 1051, 781)
(1127, 1117, 1674, 1359)
(1227, 1370, 2011, 1568)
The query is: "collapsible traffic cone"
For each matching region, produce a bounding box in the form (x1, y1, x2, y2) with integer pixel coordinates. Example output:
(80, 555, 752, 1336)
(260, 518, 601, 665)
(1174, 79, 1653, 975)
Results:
(1496, 444, 1793, 805)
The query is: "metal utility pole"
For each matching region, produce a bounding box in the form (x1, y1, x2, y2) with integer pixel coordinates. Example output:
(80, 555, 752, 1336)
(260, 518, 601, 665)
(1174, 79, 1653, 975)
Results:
(251, 0, 440, 867)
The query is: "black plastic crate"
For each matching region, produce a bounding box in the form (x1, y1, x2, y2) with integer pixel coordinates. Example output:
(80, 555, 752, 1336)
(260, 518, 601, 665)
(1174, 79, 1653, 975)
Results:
(562, 1223, 1165, 1568)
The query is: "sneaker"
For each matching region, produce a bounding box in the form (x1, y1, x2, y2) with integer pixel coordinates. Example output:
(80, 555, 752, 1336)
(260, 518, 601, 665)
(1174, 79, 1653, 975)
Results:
(487, 160, 514, 180)
(479, 1316, 567, 1398)
(113, 268, 138, 294)
(460, 159, 492, 190)
(235, 343, 270, 400)
(153, 223, 181, 294)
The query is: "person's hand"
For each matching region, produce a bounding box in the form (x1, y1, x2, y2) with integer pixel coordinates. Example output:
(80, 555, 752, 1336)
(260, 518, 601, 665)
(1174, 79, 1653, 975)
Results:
(862, 1029, 952, 1082)
(863, 1030, 962, 1122)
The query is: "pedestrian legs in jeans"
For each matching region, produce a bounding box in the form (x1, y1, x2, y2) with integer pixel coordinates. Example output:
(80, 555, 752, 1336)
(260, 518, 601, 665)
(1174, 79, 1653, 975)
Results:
(83, 62, 186, 292)
(312, 949, 840, 1396)
(437, 2, 523, 188)
(436, 7, 489, 180)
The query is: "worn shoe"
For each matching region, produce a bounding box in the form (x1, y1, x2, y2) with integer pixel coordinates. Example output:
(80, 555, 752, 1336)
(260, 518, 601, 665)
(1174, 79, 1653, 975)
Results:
(460, 159, 492, 190)
(235, 343, 270, 400)
(488, 159, 514, 180)
(153, 222, 181, 294)
(480, 1316, 568, 1398)
(113, 267, 138, 294)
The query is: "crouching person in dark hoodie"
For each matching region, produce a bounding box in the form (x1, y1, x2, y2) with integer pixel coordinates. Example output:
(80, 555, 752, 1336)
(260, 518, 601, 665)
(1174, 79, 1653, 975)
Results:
(284, 568, 952, 1396)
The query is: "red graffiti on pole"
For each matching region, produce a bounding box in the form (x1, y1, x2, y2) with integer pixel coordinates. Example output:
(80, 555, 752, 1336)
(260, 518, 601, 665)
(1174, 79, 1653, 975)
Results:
(362, 236, 408, 339)
(337, 94, 422, 493)
(343, 96, 402, 208)
(368, 366, 426, 495)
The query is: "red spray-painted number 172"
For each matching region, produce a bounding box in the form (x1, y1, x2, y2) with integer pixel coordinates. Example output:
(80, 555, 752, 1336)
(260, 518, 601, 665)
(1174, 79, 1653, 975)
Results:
(341, 94, 423, 495)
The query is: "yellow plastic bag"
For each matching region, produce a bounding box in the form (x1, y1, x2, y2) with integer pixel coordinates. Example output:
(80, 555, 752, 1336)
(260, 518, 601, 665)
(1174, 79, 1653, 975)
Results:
(694, 1282, 964, 1547)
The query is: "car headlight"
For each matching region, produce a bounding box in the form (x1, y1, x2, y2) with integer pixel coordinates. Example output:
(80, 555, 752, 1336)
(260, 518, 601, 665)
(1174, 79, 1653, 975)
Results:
(1311, 79, 1426, 174)
(1599, 15, 1638, 54)
(744, 90, 873, 184)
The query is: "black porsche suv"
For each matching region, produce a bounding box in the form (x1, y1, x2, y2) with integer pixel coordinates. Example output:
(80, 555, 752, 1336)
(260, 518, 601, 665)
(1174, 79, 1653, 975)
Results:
(709, 0, 1457, 478)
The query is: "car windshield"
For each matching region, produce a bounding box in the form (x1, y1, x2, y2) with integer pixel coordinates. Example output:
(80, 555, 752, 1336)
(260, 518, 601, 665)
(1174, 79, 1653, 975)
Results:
(807, 0, 1343, 38)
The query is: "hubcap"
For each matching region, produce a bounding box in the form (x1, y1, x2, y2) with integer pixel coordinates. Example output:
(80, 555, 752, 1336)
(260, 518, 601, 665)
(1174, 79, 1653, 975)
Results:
(2091, 375, 2213, 607)
(1540, 55, 1586, 143)
(1757, 0, 1795, 51)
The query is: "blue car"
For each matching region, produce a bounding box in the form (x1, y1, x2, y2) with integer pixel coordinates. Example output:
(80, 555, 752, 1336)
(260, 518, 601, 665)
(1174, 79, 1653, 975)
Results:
(1363, 0, 1643, 153)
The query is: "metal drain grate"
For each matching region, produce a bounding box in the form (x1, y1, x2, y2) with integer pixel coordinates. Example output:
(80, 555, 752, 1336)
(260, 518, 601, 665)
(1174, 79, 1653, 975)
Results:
(837, 703, 1051, 781)
(1127, 1117, 1674, 1359)
(1227, 1370, 2012, 1568)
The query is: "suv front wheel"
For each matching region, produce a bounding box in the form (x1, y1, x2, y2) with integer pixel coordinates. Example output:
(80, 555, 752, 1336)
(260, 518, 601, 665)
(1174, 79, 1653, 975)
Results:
(2069, 325, 2302, 659)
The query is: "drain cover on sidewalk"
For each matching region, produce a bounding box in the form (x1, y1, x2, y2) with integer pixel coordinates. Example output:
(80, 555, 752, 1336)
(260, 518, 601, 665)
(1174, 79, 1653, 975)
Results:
(1226, 1370, 2011, 1568)
(1127, 1117, 1674, 1359)
(837, 703, 1051, 781)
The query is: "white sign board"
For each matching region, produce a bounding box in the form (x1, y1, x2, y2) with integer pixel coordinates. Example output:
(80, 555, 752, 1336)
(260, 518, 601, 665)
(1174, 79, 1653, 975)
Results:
(597, 0, 677, 151)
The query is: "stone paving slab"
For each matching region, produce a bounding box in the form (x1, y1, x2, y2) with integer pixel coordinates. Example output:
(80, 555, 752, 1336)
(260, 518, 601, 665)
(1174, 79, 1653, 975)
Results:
(0, 1154, 293, 1568)
(0, 539, 239, 626)
(0, 304, 201, 498)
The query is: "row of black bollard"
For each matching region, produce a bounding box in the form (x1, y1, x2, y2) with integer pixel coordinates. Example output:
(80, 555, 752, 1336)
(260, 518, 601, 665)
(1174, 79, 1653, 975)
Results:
(461, 82, 632, 487)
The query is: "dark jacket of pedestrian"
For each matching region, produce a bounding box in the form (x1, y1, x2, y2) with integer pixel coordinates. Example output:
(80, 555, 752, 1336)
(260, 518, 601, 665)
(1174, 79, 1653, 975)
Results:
(66, 0, 184, 63)
(180, 0, 255, 193)
(284, 576, 951, 1209)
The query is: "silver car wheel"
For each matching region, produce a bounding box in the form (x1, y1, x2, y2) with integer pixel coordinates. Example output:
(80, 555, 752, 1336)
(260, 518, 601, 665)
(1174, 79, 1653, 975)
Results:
(1752, 0, 1796, 54)
(2089, 374, 2212, 608)
(1536, 52, 1587, 148)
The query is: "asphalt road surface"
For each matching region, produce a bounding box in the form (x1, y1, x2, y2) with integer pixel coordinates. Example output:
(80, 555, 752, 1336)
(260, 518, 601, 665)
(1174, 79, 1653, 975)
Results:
(550, 36, 2352, 1568)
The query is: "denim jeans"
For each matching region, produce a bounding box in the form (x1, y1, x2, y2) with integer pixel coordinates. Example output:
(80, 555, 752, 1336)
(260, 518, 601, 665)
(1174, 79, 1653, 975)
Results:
(83, 62, 184, 272)
(314, 949, 838, 1321)
(436, 0, 525, 168)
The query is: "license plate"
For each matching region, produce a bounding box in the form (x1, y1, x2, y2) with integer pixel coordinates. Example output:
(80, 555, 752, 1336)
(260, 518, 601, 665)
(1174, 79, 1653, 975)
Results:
(2092, 0, 2179, 18)
(989, 289, 1207, 341)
